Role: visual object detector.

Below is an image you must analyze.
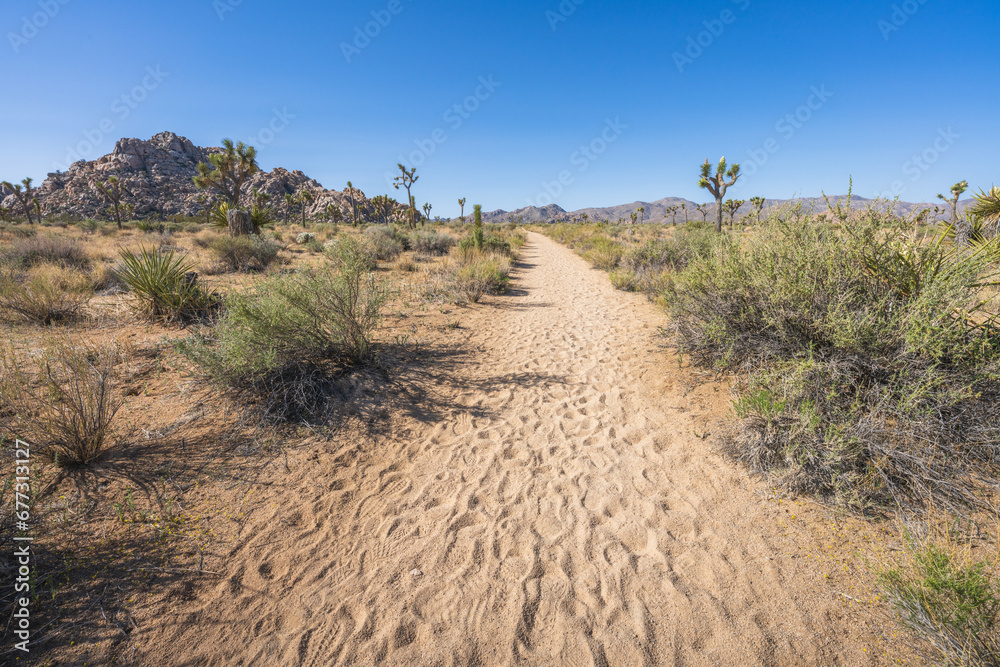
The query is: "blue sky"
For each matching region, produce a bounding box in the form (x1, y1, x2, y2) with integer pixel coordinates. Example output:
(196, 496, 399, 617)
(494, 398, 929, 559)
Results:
(1, 0, 997, 217)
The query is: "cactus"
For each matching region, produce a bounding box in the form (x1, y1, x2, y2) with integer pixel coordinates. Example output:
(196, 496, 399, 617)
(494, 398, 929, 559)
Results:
(473, 204, 484, 250)
(698, 157, 741, 233)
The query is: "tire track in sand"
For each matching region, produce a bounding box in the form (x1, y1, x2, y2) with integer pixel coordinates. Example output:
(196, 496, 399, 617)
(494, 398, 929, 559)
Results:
(141, 232, 880, 666)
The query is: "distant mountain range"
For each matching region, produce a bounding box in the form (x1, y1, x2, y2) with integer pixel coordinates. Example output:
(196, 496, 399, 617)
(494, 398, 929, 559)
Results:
(480, 195, 974, 225)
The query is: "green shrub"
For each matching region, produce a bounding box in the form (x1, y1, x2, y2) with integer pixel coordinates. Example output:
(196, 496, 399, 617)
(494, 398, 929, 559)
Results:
(609, 269, 641, 292)
(411, 230, 457, 256)
(458, 233, 512, 258)
(663, 213, 1000, 510)
(117, 247, 217, 323)
(363, 225, 406, 261)
(180, 237, 389, 420)
(0, 234, 89, 270)
(0, 340, 126, 465)
(878, 530, 1000, 665)
(208, 234, 281, 273)
(581, 236, 624, 270)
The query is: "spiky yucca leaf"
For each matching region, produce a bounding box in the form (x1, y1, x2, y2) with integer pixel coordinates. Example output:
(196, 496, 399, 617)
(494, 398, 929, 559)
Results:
(970, 186, 1000, 228)
(117, 246, 216, 322)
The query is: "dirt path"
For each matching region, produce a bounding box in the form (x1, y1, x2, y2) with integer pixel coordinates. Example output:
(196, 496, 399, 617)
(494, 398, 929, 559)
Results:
(139, 232, 882, 666)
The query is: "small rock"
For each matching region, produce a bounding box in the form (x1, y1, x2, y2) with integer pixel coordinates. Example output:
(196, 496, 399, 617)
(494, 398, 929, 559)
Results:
(410, 569, 423, 578)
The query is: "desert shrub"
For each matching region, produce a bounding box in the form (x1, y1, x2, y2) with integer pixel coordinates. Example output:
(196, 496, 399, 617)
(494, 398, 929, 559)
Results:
(411, 230, 457, 256)
(0, 234, 89, 270)
(208, 234, 281, 273)
(664, 213, 1000, 511)
(117, 247, 217, 323)
(0, 266, 92, 324)
(878, 527, 1000, 665)
(180, 237, 389, 420)
(581, 235, 624, 270)
(609, 269, 641, 292)
(90, 263, 125, 293)
(296, 232, 316, 244)
(396, 256, 417, 272)
(449, 253, 512, 303)
(458, 233, 512, 258)
(363, 225, 406, 261)
(0, 340, 126, 465)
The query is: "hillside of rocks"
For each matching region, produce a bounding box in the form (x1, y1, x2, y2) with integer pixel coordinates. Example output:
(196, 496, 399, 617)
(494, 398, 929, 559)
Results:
(0, 132, 378, 221)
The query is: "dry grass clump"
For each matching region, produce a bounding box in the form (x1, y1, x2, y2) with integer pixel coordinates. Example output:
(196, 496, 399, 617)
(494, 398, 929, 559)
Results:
(0, 234, 90, 270)
(0, 340, 127, 465)
(0, 264, 92, 324)
(424, 246, 513, 304)
(206, 234, 283, 273)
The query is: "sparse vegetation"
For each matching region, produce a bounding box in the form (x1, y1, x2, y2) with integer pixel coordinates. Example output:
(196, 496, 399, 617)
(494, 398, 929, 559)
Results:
(0, 339, 126, 465)
(0, 265, 92, 324)
(180, 236, 390, 420)
(208, 234, 282, 273)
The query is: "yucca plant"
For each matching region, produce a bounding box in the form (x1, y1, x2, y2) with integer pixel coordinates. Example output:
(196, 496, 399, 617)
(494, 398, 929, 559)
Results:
(117, 246, 216, 322)
(941, 214, 1000, 261)
(209, 200, 274, 234)
(970, 186, 1000, 229)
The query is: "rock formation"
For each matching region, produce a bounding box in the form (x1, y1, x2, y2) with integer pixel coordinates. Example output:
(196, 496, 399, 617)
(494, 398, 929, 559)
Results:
(1, 131, 384, 222)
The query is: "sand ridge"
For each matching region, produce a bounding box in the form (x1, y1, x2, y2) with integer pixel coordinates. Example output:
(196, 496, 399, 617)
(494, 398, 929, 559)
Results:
(136, 232, 881, 666)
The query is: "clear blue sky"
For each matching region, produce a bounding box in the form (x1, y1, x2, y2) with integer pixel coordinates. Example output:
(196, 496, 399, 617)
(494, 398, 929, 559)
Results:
(1, 0, 997, 217)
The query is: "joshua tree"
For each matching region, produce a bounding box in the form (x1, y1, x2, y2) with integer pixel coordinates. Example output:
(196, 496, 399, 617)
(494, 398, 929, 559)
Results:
(723, 199, 745, 226)
(370, 195, 395, 225)
(1, 178, 39, 225)
(698, 157, 741, 233)
(423, 202, 432, 223)
(749, 196, 766, 224)
(345, 181, 359, 227)
(581, 213, 589, 223)
(937, 180, 968, 225)
(393, 164, 419, 229)
(681, 203, 688, 223)
(92, 175, 131, 229)
(458, 197, 467, 223)
(664, 205, 678, 225)
(630, 211, 638, 224)
(193, 139, 259, 206)
(299, 189, 315, 227)
(324, 203, 343, 225)
(637, 206, 645, 224)
(283, 193, 298, 223)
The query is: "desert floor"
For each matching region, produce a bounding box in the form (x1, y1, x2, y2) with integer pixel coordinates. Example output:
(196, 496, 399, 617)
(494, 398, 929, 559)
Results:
(116, 232, 893, 666)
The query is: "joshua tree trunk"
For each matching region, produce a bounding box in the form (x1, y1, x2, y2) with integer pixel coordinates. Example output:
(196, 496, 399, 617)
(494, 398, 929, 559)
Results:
(227, 209, 254, 237)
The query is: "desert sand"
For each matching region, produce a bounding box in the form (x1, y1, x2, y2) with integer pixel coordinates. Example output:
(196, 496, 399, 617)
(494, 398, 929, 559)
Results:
(135, 232, 884, 665)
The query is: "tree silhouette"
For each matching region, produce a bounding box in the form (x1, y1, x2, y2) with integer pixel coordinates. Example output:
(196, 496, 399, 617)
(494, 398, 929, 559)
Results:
(723, 199, 745, 226)
(346, 181, 359, 227)
(393, 164, 419, 229)
(92, 175, 131, 229)
(698, 157, 741, 233)
(1, 178, 39, 225)
(749, 196, 766, 224)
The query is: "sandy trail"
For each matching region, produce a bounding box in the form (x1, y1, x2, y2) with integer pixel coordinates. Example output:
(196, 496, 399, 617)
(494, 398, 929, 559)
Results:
(142, 233, 878, 666)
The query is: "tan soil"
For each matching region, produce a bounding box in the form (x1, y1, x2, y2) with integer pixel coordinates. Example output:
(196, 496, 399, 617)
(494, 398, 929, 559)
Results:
(131, 232, 890, 666)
